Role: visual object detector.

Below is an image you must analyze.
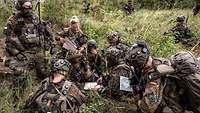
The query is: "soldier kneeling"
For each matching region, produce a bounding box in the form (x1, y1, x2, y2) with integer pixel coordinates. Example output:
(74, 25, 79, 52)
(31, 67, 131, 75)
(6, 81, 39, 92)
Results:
(25, 59, 87, 113)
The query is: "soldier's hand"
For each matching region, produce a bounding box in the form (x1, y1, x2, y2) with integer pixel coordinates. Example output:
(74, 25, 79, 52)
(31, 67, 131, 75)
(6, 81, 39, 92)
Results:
(97, 77, 102, 85)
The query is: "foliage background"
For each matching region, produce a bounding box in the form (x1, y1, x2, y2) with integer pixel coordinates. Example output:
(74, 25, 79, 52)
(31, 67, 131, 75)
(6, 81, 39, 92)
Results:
(0, 0, 200, 113)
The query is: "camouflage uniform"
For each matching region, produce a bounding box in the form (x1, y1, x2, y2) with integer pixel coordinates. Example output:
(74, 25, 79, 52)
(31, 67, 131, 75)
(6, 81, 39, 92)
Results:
(161, 51, 200, 113)
(82, 0, 90, 13)
(4, 0, 53, 78)
(25, 59, 86, 113)
(106, 31, 129, 61)
(126, 41, 175, 113)
(193, 0, 200, 16)
(169, 16, 192, 44)
(102, 46, 133, 99)
(123, 0, 135, 15)
(57, 16, 87, 49)
(57, 28, 87, 49)
(86, 39, 103, 78)
(67, 40, 103, 86)
(3, 0, 53, 99)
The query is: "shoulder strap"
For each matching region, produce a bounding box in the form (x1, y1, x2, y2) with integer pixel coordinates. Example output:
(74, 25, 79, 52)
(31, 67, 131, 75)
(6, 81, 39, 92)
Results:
(52, 82, 75, 113)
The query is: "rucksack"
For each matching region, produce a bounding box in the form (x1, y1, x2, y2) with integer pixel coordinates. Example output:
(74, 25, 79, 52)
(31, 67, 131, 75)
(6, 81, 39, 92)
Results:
(170, 51, 200, 113)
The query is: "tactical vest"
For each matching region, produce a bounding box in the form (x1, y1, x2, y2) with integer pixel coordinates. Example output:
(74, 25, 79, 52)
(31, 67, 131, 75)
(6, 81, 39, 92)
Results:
(138, 58, 170, 113)
(106, 63, 133, 99)
(12, 15, 42, 52)
(36, 79, 86, 113)
(173, 24, 192, 42)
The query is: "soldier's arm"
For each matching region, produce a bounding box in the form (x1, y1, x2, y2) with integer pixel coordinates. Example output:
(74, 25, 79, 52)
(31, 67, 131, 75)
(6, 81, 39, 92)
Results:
(24, 79, 48, 108)
(4, 15, 25, 56)
(4, 15, 19, 42)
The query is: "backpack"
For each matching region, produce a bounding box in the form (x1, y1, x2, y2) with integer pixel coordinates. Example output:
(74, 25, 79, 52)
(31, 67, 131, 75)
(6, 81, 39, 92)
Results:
(170, 51, 200, 113)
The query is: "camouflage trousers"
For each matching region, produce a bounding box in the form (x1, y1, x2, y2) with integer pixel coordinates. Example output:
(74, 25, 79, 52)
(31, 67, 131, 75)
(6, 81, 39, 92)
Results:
(6, 50, 50, 78)
(5, 50, 50, 100)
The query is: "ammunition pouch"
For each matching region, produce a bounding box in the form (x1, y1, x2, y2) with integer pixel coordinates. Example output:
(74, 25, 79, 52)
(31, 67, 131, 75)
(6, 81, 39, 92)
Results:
(21, 34, 40, 45)
(62, 81, 87, 106)
(8, 37, 25, 52)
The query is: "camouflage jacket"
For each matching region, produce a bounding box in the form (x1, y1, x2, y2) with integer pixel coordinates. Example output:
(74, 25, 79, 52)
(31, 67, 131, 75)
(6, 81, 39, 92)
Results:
(69, 59, 100, 84)
(57, 28, 87, 48)
(27, 77, 86, 113)
(102, 63, 133, 99)
(170, 23, 192, 43)
(106, 43, 129, 61)
(124, 3, 135, 14)
(137, 58, 171, 113)
(193, 0, 200, 15)
(4, 12, 53, 56)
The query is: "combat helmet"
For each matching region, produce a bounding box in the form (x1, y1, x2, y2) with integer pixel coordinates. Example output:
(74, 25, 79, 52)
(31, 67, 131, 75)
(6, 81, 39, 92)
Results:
(176, 16, 185, 22)
(107, 31, 120, 45)
(126, 40, 150, 68)
(52, 59, 71, 76)
(170, 51, 199, 74)
(70, 16, 80, 24)
(105, 46, 123, 67)
(15, 0, 32, 10)
(87, 39, 97, 49)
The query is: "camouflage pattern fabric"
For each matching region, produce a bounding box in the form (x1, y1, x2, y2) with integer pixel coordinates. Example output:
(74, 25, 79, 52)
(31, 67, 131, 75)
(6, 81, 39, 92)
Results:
(193, 0, 200, 16)
(28, 77, 86, 113)
(4, 11, 53, 79)
(105, 43, 129, 65)
(137, 58, 175, 113)
(82, 0, 90, 13)
(153, 52, 200, 113)
(57, 27, 87, 49)
(123, 0, 135, 15)
(170, 23, 192, 44)
(104, 63, 133, 99)
(168, 51, 200, 113)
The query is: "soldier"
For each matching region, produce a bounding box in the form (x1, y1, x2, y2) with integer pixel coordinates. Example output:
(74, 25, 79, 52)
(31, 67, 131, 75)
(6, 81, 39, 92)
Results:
(99, 46, 133, 99)
(3, 0, 53, 99)
(25, 59, 87, 113)
(160, 51, 200, 113)
(65, 39, 102, 86)
(82, 0, 90, 13)
(193, 0, 200, 16)
(86, 39, 103, 78)
(165, 16, 193, 44)
(4, 0, 53, 77)
(57, 16, 88, 50)
(123, 0, 135, 15)
(126, 40, 171, 113)
(106, 31, 129, 61)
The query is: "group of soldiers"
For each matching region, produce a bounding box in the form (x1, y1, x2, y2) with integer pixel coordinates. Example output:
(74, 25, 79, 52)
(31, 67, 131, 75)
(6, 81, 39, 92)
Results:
(2, 0, 200, 113)
(82, 0, 135, 15)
